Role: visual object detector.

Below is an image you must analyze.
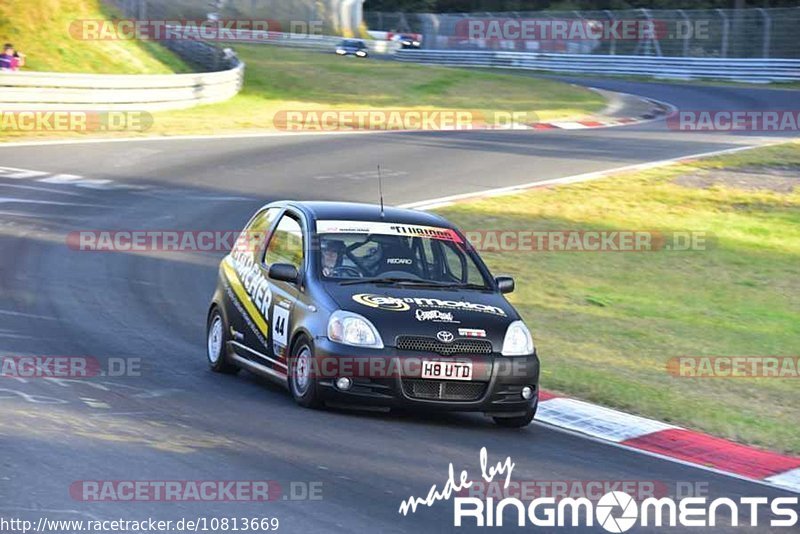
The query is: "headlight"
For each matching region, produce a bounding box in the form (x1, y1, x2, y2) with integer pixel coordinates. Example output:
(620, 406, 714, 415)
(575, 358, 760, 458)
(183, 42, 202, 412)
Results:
(327, 310, 384, 348)
(501, 320, 534, 356)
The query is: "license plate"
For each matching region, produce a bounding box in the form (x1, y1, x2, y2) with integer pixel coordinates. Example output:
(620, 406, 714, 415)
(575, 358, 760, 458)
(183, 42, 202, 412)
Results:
(421, 361, 473, 381)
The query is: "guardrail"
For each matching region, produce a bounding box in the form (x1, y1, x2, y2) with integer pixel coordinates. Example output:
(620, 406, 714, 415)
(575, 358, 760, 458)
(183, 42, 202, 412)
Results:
(395, 50, 800, 83)
(0, 39, 245, 112)
(211, 30, 399, 55)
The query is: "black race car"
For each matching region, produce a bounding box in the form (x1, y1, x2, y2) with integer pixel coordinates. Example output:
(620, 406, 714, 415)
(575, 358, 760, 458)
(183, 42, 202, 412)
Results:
(206, 201, 540, 427)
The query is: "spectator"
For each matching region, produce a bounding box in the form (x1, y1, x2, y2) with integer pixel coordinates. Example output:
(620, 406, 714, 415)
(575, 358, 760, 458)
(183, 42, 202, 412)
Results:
(0, 44, 25, 71)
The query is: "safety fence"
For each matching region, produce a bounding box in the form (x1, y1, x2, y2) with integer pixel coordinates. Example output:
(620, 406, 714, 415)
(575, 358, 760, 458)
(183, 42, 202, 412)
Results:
(109, 0, 365, 37)
(367, 7, 800, 59)
(394, 49, 800, 83)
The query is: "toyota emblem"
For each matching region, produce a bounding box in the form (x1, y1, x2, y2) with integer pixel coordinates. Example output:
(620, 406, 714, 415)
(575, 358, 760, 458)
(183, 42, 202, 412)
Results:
(437, 331, 454, 343)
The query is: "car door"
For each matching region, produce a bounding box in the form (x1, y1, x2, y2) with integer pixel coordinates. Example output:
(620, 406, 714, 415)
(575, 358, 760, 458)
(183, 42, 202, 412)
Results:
(224, 207, 281, 351)
(255, 209, 306, 369)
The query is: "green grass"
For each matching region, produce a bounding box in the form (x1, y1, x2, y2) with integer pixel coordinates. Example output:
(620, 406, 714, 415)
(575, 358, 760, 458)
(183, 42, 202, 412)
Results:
(437, 141, 800, 454)
(0, 0, 189, 74)
(135, 46, 606, 137)
(1, 44, 605, 140)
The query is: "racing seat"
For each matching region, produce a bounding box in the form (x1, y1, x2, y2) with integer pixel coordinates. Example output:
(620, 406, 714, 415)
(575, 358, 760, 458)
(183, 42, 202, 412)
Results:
(377, 242, 421, 277)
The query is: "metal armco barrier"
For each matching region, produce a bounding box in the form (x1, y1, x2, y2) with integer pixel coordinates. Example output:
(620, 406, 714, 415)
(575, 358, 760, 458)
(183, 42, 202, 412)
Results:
(208, 29, 399, 55)
(0, 39, 244, 112)
(394, 50, 800, 83)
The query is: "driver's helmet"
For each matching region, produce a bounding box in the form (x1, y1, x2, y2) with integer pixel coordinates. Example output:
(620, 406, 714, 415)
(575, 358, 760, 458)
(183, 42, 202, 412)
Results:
(320, 238, 346, 256)
(320, 238, 346, 268)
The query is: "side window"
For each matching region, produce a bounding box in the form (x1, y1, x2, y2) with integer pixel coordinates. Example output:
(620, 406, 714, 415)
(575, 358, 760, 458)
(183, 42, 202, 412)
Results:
(441, 242, 483, 284)
(418, 238, 438, 276)
(264, 214, 304, 269)
(235, 207, 280, 256)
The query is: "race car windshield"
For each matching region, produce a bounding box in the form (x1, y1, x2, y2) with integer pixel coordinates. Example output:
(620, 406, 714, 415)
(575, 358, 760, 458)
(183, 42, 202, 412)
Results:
(317, 232, 490, 288)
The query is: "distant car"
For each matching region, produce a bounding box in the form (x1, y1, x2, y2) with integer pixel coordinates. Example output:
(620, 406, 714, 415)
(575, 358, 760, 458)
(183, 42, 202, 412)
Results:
(335, 39, 368, 58)
(206, 201, 541, 427)
(396, 34, 421, 49)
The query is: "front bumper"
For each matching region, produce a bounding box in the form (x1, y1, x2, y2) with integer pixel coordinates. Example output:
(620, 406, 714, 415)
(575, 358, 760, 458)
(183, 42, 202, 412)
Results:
(311, 337, 540, 415)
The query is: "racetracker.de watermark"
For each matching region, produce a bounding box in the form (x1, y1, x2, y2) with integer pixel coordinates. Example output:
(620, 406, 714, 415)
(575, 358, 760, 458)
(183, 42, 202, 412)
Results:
(67, 230, 259, 253)
(667, 356, 799, 378)
(0, 356, 141, 378)
(464, 230, 713, 252)
(69, 480, 322, 502)
(68, 19, 323, 41)
(0, 111, 152, 132)
(456, 18, 709, 41)
(457, 480, 717, 502)
(273, 110, 540, 131)
(286, 356, 532, 379)
(668, 111, 800, 131)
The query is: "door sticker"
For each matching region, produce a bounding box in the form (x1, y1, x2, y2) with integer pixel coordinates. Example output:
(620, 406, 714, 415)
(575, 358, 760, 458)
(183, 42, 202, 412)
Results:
(272, 306, 290, 349)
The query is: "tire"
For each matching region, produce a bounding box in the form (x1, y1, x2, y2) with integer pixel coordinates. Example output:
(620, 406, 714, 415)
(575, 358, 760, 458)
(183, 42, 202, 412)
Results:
(493, 407, 535, 428)
(206, 307, 240, 374)
(288, 335, 322, 409)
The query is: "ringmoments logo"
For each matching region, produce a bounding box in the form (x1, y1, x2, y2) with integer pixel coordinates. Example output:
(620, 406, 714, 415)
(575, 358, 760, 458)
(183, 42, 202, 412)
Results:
(398, 448, 799, 530)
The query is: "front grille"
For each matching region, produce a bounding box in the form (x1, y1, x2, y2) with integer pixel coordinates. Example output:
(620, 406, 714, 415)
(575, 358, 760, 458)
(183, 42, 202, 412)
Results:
(402, 379, 487, 401)
(396, 336, 492, 356)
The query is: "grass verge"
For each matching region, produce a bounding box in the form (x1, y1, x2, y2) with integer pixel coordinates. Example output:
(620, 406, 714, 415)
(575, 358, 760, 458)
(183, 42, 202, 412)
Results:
(436, 141, 800, 454)
(1, 45, 605, 141)
(0, 0, 189, 74)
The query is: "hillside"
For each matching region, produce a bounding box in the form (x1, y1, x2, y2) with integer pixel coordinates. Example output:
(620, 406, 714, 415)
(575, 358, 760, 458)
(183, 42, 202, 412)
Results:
(0, 0, 189, 73)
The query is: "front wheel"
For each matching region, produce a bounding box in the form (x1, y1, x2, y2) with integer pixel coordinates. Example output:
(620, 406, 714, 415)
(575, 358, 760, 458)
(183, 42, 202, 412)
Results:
(288, 336, 322, 409)
(207, 307, 240, 374)
(493, 407, 535, 428)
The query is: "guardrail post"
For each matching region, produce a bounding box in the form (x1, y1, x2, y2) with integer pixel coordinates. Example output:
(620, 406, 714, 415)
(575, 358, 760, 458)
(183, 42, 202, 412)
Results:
(604, 10, 617, 55)
(637, 9, 662, 56)
(717, 9, 729, 58)
(678, 10, 690, 57)
(757, 8, 771, 58)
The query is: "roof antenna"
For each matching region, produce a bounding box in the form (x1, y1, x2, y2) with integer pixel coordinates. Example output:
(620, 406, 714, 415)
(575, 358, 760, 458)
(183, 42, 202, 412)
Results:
(377, 165, 385, 219)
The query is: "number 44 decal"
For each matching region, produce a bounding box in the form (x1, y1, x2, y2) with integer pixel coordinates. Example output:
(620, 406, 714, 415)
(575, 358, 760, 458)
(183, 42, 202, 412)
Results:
(272, 306, 290, 347)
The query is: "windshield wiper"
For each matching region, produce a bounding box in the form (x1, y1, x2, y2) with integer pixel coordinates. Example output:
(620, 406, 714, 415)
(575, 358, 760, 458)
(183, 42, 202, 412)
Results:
(410, 281, 489, 290)
(340, 278, 487, 289)
(339, 277, 423, 286)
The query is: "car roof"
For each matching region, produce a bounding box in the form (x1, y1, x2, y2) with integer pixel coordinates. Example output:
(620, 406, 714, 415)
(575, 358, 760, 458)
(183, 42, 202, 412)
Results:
(272, 201, 453, 228)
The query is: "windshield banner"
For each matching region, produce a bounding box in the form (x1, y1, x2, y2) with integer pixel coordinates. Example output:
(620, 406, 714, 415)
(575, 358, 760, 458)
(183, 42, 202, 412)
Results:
(316, 220, 463, 243)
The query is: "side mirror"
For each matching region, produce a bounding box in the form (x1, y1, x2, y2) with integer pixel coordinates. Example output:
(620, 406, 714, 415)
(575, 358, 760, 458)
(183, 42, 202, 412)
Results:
(268, 263, 299, 284)
(495, 276, 515, 294)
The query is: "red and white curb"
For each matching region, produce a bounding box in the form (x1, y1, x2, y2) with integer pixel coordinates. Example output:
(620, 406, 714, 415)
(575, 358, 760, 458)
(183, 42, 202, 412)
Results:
(528, 116, 641, 130)
(476, 96, 671, 131)
(537, 391, 800, 494)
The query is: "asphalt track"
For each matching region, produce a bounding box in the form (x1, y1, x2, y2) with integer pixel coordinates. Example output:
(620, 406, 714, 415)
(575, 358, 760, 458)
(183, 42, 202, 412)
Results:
(0, 78, 798, 533)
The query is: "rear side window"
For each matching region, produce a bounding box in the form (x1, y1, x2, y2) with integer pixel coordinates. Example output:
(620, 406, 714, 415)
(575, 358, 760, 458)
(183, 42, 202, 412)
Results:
(234, 207, 280, 256)
(264, 214, 304, 269)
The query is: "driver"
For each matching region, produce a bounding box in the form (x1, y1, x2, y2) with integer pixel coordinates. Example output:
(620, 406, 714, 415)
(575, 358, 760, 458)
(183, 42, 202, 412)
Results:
(321, 239, 345, 277)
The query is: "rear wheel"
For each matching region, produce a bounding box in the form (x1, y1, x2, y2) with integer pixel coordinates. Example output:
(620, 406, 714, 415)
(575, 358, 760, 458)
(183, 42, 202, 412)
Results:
(288, 336, 322, 409)
(493, 407, 535, 428)
(207, 307, 240, 374)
